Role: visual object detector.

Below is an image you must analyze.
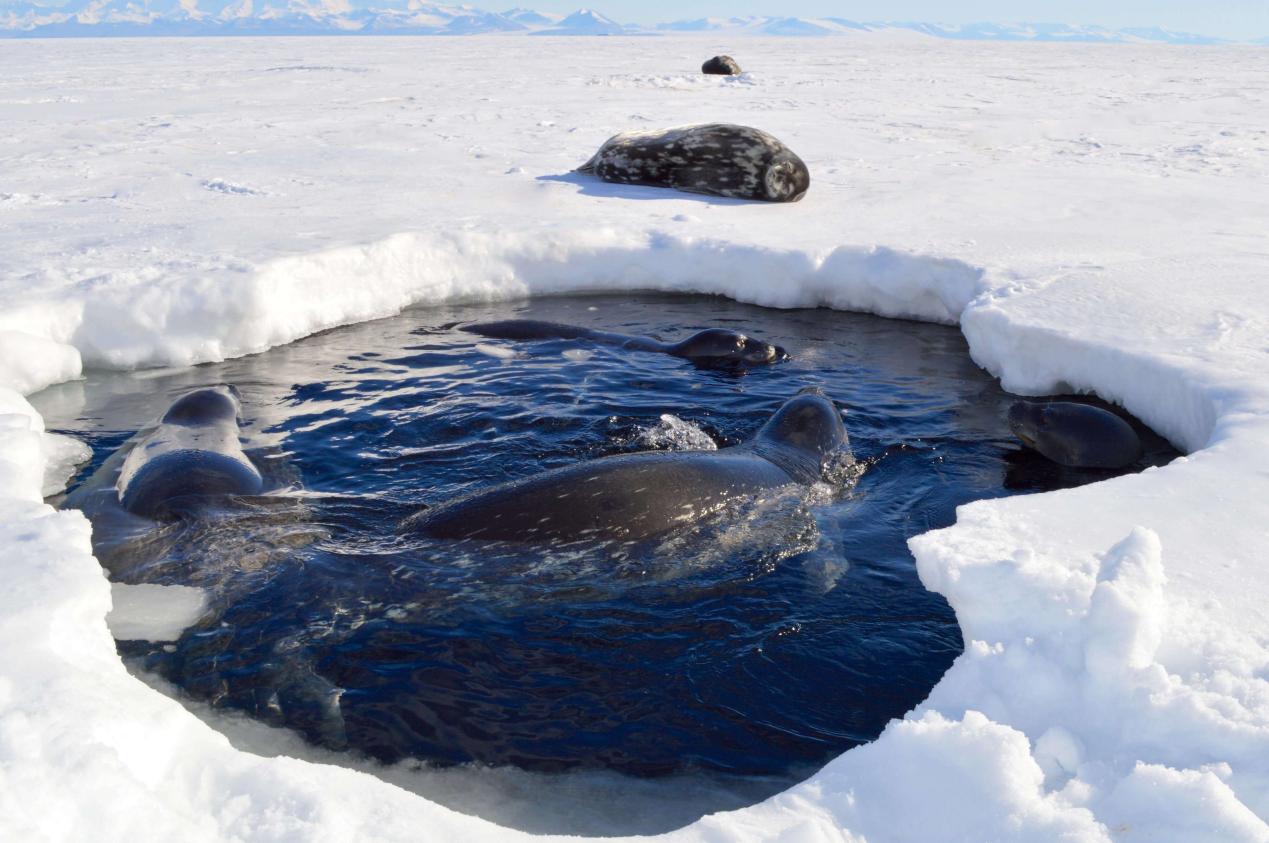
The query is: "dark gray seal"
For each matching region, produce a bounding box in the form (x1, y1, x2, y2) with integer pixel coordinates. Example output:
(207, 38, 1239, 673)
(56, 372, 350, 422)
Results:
(116, 386, 263, 519)
(403, 388, 848, 543)
(464, 319, 789, 366)
(1007, 400, 1143, 469)
(576, 123, 810, 202)
(702, 55, 742, 75)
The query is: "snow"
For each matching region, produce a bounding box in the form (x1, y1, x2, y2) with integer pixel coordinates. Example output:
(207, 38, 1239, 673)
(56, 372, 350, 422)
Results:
(2, 35, 1269, 841)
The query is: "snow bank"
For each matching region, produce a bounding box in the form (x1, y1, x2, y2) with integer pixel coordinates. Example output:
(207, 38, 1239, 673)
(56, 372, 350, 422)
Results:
(2, 36, 1269, 842)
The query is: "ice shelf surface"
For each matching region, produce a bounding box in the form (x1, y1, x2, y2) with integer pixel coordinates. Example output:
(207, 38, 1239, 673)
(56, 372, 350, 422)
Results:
(1, 36, 1268, 842)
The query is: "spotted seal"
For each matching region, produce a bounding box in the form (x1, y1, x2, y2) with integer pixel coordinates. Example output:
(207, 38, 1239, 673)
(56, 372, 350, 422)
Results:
(576, 123, 810, 202)
(403, 388, 848, 543)
(464, 319, 789, 366)
(1007, 400, 1143, 469)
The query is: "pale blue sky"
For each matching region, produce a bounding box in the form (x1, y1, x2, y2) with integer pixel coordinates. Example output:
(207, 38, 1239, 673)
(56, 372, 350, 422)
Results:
(540, 2, 1269, 40)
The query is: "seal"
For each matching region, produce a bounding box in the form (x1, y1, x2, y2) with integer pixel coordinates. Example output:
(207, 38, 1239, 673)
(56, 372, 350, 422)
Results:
(403, 388, 848, 543)
(702, 55, 742, 75)
(116, 386, 264, 519)
(1007, 400, 1143, 469)
(576, 123, 810, 202)
(464, 319, 789, 366)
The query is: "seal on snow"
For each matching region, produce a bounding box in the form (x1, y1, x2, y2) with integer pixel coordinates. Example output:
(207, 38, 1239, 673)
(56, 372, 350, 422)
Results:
(702, 55, 742, 75)
(576, 123, 810, 202)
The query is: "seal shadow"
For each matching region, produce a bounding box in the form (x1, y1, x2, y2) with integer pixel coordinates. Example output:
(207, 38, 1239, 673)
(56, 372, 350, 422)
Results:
(536, 171, 759, 206)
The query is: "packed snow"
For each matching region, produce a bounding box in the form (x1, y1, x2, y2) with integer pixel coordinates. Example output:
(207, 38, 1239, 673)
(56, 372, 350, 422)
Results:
(2, 35, 1269, 842)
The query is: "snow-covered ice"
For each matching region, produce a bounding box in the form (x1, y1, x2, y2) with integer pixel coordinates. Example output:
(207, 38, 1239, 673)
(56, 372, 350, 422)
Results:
(105, 583, 209, 642)
(2, 35, 1269, 841)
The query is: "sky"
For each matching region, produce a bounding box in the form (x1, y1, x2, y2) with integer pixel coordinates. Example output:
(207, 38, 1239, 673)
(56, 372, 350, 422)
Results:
(528, 2, 1269, 40)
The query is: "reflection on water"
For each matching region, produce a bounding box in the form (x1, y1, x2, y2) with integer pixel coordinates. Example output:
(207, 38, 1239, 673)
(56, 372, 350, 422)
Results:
(38, 294, 1177, 835)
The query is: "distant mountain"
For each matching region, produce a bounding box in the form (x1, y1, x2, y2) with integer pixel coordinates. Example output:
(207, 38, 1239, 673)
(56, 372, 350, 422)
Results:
(501, 6, 559, 27)
(654, 17, 746, 33)
(0, 1, 532, 35)
(529, 8, 627, 36)
(0, 2, 1240, 43)
(653, 16, 1229, 44)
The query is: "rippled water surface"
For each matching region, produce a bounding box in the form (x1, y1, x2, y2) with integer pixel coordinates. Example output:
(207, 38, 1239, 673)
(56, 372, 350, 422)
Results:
(39, 294, 1177, 833)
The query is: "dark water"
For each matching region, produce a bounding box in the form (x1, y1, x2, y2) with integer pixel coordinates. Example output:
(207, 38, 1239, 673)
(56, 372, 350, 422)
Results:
(41, 294, 1177, 829)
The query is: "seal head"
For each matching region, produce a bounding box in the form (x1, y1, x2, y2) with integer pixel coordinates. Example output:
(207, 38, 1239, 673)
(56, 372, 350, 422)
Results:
(161, 386, 241, 425)
(671, 328, 790, 365)
(762, 148, 811, 203)
(1008, 400, 1143, 469)
(753, 388, 849, 481)
(117, 386, 263, 519)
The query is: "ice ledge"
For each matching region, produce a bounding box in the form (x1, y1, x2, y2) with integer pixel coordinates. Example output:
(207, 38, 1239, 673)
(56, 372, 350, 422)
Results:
(2, 233, 1268, 841)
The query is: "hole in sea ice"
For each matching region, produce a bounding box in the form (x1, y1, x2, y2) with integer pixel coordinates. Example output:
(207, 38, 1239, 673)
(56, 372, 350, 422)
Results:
(41, 293, 1178, 836)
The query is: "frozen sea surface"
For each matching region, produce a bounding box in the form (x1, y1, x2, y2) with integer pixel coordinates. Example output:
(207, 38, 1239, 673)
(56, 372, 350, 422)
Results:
(2, 35, 1269, 843)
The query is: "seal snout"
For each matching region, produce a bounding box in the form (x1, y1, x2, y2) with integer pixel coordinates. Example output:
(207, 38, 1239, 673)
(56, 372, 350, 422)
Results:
(739, 337, 788, 364)
(1007, 400, 1045, 450)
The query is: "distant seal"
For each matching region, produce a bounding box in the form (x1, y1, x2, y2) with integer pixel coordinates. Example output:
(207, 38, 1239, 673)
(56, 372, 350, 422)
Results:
(464, 319, 790, 366)
(403, 388, 848, 543)
(117, 386, 263, 519)
(576, 123, 810, 202)
(1007, 400, 1143, 469)
(702, 55, 742, 75)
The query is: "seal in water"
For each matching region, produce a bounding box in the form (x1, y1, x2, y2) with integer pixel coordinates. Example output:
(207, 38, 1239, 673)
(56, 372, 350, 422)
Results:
(464, 319, 789, 366)
(576, 123, 810, 202)
(403, 388, 848, 543)
(116, 386, 264, 519)
(1007, 400, 1143, 469)
(702, 55, 742, 75)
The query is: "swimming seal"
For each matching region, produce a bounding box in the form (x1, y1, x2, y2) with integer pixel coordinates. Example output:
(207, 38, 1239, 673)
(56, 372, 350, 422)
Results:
(117, 386, 264, 519)
(576, 123, 810, 202)
(403, 388, 848, 543)
(1007, 400, 1143, 469)
(702, 55, 742, 75)
(464, 319, 789, 366)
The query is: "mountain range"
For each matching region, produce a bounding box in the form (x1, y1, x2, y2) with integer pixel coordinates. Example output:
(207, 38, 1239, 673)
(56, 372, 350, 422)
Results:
(0, 2, 1249, 43)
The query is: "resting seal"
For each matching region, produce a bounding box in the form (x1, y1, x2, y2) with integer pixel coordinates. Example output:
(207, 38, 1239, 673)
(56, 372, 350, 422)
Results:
(117, 386, 263, 519)
(1007, 400, 1143, 469)
(576, 123, 810, 202)
(464, 319, 789, 366)
(702, 55, 742, 75)
(403, 388, 848, 543)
